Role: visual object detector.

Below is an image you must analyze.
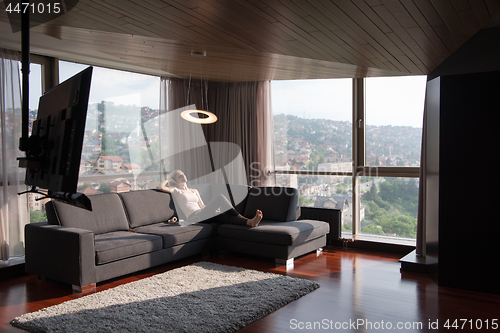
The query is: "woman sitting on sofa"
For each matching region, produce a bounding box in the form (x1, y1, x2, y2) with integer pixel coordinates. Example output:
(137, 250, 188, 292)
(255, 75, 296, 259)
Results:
(157, 170, 263, 227)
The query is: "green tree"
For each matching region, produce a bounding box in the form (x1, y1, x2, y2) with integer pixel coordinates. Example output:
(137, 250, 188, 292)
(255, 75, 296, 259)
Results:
(361, 224, 385, 235)
(98, 182, 111, 193)
(30, 210, 47, 223)
(298, 195, 314, 207)
(78, 182, 93, 191)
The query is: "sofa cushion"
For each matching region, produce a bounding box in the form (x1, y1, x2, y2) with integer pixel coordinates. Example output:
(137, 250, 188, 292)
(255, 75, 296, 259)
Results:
(94, 231, 163, 265)
(133, 222, 213, 248)
(216, 220, 329, 246)
(46, 193, 129, 235)
(243, 187, 298, 222)
(119, 190, 175, 228)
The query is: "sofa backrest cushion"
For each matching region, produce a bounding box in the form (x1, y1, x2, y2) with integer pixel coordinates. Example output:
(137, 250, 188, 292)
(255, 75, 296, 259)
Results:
(46, 193, 130, 235)
(243, 187, 298, 222)
(119, 190, 175, 228)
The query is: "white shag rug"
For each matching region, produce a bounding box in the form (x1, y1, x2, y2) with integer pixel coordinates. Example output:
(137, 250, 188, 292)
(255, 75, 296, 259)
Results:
(11, 262, 319, 333)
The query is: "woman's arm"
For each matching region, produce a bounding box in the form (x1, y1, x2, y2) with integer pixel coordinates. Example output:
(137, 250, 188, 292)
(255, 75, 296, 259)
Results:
(157, 179, 172, 193)
(193, 189, 206, 209)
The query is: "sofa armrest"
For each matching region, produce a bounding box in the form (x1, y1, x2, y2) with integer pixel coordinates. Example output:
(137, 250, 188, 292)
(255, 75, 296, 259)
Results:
(25, 222, 96, 287)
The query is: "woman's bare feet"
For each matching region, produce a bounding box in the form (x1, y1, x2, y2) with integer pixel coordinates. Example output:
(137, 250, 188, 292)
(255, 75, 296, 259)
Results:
(247, 210, 263, 227)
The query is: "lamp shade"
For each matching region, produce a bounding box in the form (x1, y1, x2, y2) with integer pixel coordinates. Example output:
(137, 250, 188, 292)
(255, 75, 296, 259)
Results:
(180, 109, 217, 124)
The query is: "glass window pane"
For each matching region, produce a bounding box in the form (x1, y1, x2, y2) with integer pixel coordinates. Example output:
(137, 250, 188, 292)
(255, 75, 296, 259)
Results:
(272, 79, 353, 171)
(59, 61, 160, 193)
(360, 176, 418, 239)
(275, 173, 353, 237)
(365, 76, 426, 167)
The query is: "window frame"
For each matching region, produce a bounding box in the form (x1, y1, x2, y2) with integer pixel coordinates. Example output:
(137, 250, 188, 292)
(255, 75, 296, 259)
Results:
(274, 77, 421, 244)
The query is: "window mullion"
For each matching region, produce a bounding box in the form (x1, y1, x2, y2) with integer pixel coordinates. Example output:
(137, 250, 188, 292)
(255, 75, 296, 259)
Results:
(352, 78, 365, 237)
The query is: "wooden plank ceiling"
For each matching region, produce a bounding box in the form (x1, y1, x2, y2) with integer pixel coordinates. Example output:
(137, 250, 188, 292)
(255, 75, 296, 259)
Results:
(1, 0, 499, 81)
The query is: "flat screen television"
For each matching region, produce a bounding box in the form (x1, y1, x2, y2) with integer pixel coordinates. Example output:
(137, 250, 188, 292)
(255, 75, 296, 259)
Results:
(23, 66, 93, 209)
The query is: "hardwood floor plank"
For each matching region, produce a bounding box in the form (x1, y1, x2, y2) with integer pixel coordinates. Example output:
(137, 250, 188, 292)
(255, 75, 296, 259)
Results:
(1, 247, 500, 332)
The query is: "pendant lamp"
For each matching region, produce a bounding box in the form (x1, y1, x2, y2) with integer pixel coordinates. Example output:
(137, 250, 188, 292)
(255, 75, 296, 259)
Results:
(182, 53, 217, 124)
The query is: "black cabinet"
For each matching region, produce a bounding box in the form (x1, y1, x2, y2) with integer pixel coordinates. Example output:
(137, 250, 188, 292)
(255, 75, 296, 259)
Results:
(425, 71, 500, 295)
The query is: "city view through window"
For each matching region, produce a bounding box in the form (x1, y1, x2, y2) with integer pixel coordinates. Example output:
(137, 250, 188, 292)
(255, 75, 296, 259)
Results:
(27, 62, 426, 241)
(273, 77, 426, 239)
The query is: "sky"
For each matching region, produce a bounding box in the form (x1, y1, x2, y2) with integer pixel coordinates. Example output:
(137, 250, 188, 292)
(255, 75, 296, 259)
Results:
(25, 61, 427, 128)
(272, 76, 427, 128)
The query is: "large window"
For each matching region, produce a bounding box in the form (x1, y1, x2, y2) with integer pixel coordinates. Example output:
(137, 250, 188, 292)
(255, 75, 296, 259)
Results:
(59, 61, 161, 194)
(272, 79, 353, 210)
(272, 76, 426, 244)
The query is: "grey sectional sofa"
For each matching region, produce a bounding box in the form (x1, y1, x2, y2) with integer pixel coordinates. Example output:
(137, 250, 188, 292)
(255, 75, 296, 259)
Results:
(25, 185, 329, 292)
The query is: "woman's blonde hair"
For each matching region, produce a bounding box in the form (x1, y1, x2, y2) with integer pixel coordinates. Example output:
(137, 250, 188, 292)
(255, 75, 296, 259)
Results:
(168, 170, 184, 188)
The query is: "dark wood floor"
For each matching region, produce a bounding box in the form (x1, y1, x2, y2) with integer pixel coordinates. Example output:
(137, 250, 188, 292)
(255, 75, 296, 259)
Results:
(2, 246, 500, 332)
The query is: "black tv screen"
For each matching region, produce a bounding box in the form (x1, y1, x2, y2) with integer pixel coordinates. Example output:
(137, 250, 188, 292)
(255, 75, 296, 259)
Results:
(25, 66, 93, 194)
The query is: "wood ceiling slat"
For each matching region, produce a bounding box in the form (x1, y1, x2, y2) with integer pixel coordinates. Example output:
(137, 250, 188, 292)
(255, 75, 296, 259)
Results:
(380, 0, 419, 29)
(371, 4, 436, 71)
(119, 0, 230, 45)
(171, 0, 311, 58)
(106, 48, 402, 81)
(272, 21, 334, 60)
(484, 0, 500, 17)
(328, 0, 411, 71)
(382, 60, 399, 72)
(283, 1, 383, 68)
(61, 11, 125, 34)
(78, 0, 124, 19)
(379, 0, 446, 67)
(258, 3, 342, 61)
(317, 1, 413, 72)
(306, 29, 351, 61)
(136, 1, 240, 47)
(141, 0, 171, 10)
(384, 31, 424, 68)
(286, 1, 359, 62)
(365, 0, 384, 6)
(393, 55, 423, 74)
(429, 0, 472, 45)
(451, 0, 471, 11)
(4, 0, 493, 81)
(456, 8, 482, 35)
(400, 0, 452, 58)
(88, 1, 202, 43)
(189, 0, 315, 57)
(219, 0, 324, 58)
(468, 0, 494, 27)
(167, 0, 270, 51)
(351, 0, 392, 33)
(406, 26, 445, 65)
(287, 1, 380, 66)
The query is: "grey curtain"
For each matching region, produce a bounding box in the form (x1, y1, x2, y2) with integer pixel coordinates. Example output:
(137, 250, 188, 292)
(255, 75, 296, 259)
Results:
(162, 77, 275, 186)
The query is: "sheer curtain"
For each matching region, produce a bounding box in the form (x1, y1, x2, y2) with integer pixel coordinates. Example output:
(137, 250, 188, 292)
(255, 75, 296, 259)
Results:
(0, 48, 28, 261)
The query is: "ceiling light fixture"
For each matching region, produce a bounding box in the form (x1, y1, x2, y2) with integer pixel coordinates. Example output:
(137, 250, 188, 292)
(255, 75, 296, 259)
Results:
(183, 53, 217, 124)
(180, 110, 217, 124)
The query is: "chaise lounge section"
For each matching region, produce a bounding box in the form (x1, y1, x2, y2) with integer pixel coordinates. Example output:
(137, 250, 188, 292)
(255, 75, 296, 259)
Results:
(25, 185, 329, 291)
